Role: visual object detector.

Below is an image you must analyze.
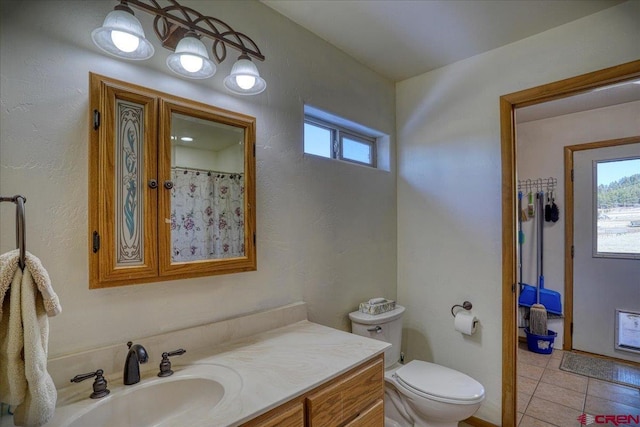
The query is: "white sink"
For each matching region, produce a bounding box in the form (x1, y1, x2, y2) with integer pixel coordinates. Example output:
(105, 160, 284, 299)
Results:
(46, 364, 243, 427)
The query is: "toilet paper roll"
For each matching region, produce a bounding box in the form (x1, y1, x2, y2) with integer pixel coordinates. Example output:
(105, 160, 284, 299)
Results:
(454, 312, 478, 335)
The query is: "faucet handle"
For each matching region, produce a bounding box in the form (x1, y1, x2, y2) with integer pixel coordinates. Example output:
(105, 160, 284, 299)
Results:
(70, 369, 110, 399)
(166, 348, 186, 357)
(158, 348, 186, 377)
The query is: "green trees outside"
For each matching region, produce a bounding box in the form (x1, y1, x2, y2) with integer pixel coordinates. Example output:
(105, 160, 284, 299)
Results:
(597, 174, 640, 208)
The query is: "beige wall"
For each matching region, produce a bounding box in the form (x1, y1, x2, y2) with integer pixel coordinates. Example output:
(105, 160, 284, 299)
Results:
(396, 2, 640, 423)
(0, 0, 396, 356)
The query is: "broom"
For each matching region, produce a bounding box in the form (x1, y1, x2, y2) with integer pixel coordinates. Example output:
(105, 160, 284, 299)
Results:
(529, 191, 548, 336)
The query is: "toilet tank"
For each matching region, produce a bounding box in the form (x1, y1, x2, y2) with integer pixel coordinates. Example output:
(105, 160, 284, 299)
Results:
(348, 305, 405, 368)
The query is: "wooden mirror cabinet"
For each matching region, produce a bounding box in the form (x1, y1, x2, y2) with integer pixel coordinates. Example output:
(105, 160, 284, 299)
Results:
(89, 73, 256, 288)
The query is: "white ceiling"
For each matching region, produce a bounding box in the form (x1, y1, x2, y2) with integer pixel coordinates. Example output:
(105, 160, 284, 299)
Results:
(172, 114, 243, 151)
(262, 0, 637, 121)
(261, 0, 625, 82)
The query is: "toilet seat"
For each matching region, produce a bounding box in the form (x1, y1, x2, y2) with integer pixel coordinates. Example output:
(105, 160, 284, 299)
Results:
(393, 360, 485, 405)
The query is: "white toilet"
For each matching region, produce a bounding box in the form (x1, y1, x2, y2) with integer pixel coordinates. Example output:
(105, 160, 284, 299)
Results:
(349, 305, 485, 427)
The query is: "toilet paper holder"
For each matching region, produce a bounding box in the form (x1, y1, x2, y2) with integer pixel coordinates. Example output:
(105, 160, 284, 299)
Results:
(450, 301, 473, 317)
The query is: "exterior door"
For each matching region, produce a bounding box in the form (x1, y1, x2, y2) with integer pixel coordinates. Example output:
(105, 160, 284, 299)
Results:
(572, 142, 640, 362)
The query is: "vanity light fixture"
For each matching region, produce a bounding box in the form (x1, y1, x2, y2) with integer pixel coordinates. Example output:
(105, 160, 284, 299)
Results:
(166, 31, 216, 79)
(91, 3, 154, 60)
(92, 0, 266, 94)
(223, 54, 267, 95)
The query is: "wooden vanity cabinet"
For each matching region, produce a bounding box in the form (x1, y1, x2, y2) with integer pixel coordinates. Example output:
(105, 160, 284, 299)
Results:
(306, 354, 384, 426)
(343, 399, 384, 427)
(242, 354, 384, 427)
(242, 400, 305, 427)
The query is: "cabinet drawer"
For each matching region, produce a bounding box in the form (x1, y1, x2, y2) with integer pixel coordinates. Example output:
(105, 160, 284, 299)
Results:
(344, 399, 384, 427)
(242, 401, 304, 427)
(306, 356, 384, 427)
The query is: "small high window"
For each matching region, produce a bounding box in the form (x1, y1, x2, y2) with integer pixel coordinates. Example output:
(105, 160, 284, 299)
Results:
(341, 133, 374, 166)
(304, 106, 378, 168)
(303, 120, 332, 158)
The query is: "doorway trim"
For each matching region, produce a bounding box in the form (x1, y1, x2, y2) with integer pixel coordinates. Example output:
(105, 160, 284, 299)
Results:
(564, 136, 640, 350)
(499, 59, 640, 426)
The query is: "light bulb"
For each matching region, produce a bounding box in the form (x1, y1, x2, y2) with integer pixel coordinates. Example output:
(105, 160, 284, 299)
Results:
(179, 54, 204, 73)
(224, 54, 266, 95)
(235, 75, 256, 90)
(110, 30, 140, 53)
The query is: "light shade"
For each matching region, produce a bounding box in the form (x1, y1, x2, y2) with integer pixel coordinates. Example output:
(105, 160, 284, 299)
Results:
(91, 8, 154, 60)
(166, 34, 216, 79)
(223, 55, 267, 95)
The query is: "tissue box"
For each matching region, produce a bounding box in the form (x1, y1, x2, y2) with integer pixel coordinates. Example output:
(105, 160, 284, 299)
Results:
(359, 299, 396, 315)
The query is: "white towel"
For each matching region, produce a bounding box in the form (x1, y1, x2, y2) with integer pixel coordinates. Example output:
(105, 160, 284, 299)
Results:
(0, 250, 60, 427)
(0, 267, 26, 407)
(0, 250, 61, 318)
(0, 250, 20, 318)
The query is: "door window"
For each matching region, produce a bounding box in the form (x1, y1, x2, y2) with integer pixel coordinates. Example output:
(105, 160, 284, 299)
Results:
(594, 157, 640, 259)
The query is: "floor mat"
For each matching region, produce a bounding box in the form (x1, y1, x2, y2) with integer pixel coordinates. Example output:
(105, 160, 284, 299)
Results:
(560, 352, 640, 389)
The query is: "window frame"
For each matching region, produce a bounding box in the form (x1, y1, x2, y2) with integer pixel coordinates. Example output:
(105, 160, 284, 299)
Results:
(592, 156, 640, 260)
(304, 117, 336, 159)
(304, 115, 377, 168)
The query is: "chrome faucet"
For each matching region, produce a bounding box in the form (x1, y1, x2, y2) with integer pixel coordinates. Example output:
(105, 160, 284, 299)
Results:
(123, 341, 148, 385)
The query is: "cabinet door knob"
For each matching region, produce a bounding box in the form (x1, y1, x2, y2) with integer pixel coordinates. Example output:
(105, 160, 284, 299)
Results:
(148, 179, 158, 189)
(164, 180, 174, 190)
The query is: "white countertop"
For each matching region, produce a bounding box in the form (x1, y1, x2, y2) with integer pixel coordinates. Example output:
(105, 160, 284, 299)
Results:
(193, 320, 389, 426)
(42, 320, 389, 427)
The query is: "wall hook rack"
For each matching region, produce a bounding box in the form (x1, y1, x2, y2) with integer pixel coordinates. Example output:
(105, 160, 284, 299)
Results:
(517, 177, 557, 194)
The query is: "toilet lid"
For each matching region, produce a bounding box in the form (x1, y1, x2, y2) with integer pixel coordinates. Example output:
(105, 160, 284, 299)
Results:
(394, 361, 485, 404)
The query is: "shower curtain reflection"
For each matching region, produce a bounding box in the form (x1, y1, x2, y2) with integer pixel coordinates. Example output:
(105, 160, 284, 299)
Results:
(171, 168, 245, 262)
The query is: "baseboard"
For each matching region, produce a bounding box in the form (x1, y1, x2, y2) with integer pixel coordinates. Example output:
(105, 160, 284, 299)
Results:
(464, 415, 499, 427)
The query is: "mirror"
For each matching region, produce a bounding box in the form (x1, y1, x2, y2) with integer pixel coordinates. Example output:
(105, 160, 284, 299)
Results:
(170, 113, 246, 262)
(89, 73, 256, 288)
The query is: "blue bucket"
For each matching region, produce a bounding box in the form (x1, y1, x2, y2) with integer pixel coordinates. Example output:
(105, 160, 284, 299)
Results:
(525, 329, 557, 354)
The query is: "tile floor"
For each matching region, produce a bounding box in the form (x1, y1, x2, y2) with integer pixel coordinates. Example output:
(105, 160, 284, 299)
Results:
(517, 342, 640, 426)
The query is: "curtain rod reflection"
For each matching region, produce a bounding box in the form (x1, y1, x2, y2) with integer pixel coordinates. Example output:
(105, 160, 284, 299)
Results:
(172, 166, 244, 178)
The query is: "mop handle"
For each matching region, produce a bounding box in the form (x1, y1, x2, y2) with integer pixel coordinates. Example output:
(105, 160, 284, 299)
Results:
(518, 191, 523, 285)
(536, 192, 542, 304)
(539, 191, 544, 283)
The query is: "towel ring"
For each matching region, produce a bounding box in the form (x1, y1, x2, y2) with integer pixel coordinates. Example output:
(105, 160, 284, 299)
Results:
(1, 194, 27, 269)
(16, 196, 26, 269)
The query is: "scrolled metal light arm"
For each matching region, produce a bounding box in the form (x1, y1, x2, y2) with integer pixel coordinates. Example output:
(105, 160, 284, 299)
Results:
(122, 0, 265, 63)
